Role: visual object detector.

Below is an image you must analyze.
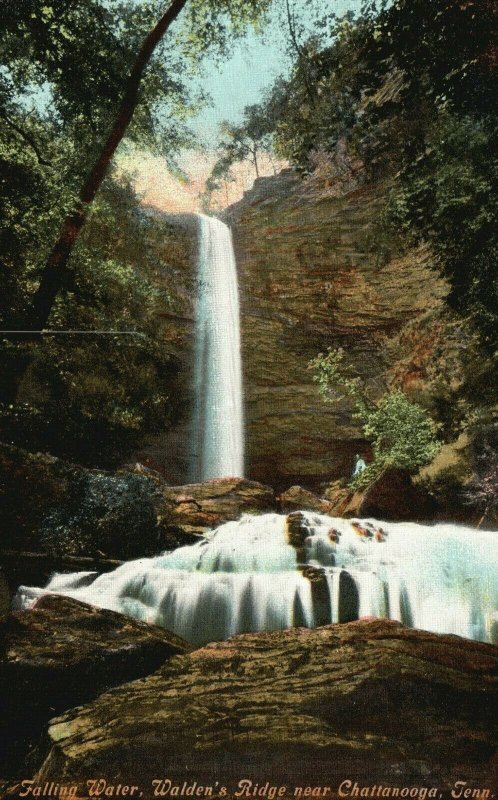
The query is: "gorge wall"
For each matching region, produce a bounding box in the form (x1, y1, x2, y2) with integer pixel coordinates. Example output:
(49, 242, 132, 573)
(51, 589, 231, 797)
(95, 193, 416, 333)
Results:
(225, 169, 447, 490)
(140, 172, 450, 491)
(134, 213, 197, 482)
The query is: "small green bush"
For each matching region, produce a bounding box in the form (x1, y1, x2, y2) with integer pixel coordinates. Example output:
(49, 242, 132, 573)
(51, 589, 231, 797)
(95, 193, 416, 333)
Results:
(310, 348, 440, 485)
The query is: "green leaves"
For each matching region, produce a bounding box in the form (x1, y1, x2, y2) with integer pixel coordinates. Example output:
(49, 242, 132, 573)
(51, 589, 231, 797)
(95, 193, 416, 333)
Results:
(363, 390, 440, 472)
(310, 348, 441, 482)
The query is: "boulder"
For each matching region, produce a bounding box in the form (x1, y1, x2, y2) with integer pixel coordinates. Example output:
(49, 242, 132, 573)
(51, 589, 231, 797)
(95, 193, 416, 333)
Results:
(31, 620, 497, 794)
(0, 595, 189, 776)
(279, 485, 335, 514)
(358, 467, 437, 521)
(321, 480, 363, 516)
(157, 477, 276, 539)
(0, 443, 277, 565)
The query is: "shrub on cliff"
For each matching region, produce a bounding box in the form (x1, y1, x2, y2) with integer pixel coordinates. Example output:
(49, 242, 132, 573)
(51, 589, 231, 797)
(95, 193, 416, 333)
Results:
(310, 347, 440, 486)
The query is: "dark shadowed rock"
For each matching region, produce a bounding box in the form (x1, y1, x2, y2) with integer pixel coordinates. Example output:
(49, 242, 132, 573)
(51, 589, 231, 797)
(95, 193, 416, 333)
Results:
(0, 595, 189, 776)
(358, 467, 437, 521)
(0, 442, 277, 566)
(33, 620, 497, 795)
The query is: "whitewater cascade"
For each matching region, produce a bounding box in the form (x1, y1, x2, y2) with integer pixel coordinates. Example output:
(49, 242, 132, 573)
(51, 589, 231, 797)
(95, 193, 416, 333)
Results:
(16, 513, 498, 647)
(190, 213, 244, 481)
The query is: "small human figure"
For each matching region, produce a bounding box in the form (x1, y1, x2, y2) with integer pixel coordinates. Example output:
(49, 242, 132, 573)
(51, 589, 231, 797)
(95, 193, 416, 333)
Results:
(352, 454, 367, 478)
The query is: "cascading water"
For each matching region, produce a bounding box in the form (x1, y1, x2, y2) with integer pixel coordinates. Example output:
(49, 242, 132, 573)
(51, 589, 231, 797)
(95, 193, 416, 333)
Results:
(15, 513, 498, 647)
(190, 213, 244, 481)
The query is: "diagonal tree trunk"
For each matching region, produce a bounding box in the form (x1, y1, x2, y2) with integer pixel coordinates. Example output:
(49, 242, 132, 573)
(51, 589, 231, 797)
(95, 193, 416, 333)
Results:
(31, 0, 189, 332)
(2, 0, 188, 404)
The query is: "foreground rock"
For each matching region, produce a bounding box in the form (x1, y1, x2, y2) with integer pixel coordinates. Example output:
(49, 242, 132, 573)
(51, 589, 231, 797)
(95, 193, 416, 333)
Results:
(0, 595, 189, 776)
(33, 620, 497, 794)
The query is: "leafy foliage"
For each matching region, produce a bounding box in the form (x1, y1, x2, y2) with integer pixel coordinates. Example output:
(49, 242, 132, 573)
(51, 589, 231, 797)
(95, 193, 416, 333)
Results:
(205, 99, 280, 207)
(0, 174, 182, 465)
(261, 0, 497, 351)
(40, 471, 160, 558)
(310, 348, 440, 484)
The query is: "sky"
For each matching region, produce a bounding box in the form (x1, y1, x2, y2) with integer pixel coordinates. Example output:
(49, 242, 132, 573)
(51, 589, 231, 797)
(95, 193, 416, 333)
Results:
(122, 0, 369, 212)
(186, 0, 368, 148)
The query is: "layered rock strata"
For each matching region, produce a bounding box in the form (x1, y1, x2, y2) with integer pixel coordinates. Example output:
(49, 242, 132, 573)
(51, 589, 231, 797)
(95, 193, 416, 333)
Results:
(225, 170, 447, 489)
(32, 620, 498, 794)
(0, 595, 189, 776)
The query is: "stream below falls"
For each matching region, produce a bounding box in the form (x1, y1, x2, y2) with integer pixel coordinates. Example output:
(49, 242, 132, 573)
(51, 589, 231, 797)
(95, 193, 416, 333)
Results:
(14, 512, 498, 646)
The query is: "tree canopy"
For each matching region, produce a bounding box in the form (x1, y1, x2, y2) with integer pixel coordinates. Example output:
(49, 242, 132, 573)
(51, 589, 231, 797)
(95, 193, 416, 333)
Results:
(252, 0, 497, 352)
(0, 0, 272, 460)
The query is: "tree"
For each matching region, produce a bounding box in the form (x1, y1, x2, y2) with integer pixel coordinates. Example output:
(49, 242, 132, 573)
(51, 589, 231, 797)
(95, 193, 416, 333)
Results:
(27, 0, 188, 328)
(310, 348, 440, 485)
(202, 159, 236, 210)
(1, 0, 271, 403)
(205, 95, 282, 205)
(216, 112, 270, 180)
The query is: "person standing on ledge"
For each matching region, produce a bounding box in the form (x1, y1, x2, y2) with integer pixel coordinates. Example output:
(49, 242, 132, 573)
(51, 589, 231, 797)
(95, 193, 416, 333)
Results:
(352, 454, 367, 478)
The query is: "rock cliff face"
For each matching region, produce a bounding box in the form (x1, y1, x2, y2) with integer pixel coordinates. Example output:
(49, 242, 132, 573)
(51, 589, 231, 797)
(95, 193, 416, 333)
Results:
(225, 170, 448, 489)
(33, 620, 498, 793)
(136, 172, 452, 491)
(135, 213, 198, 482)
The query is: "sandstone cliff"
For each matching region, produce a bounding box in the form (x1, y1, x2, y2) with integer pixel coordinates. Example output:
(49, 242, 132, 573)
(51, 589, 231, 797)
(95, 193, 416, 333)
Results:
(137, 171, 459, 493)
(225, 170, 448, 489)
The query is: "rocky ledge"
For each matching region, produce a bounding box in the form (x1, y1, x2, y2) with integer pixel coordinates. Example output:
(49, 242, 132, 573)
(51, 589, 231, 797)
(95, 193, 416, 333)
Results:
(159, 476, 276, 538)
(0, 595, 189, 776)
(0, 442, 276, 566)
(30, 620, 497, 794)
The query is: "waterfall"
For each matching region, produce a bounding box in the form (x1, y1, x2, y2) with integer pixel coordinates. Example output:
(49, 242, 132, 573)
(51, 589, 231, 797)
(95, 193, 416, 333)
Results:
(190, 213, 244, 481)
(15, 514, 498, 647)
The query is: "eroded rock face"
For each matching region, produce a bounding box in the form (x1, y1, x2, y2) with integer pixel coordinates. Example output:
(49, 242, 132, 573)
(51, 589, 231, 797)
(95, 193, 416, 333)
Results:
(0, 595, 189, 776)
(34, 620, 497, 794)
(225, 170, 448, 490)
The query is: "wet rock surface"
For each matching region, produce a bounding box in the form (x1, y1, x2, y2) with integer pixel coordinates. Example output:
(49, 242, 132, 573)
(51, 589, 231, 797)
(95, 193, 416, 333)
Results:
(0, 595, 189, 776)
(279, 485, 335, 514)
(32, 620, 498, 794)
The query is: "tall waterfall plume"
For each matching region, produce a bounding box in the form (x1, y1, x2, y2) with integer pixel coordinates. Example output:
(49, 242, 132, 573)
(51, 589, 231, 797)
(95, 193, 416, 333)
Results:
(191, 213, 244, 481)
